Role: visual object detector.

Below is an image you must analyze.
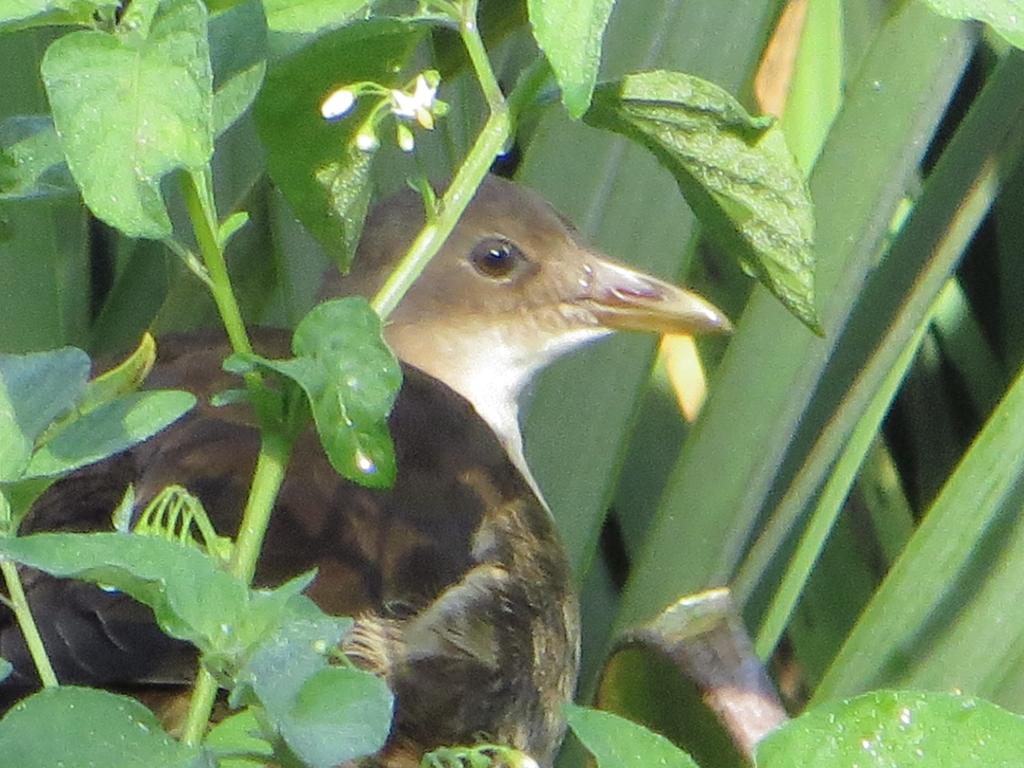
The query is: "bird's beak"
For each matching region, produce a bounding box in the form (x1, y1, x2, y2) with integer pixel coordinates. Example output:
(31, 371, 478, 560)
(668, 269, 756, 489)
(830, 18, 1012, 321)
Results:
(573, 256, 733, 336)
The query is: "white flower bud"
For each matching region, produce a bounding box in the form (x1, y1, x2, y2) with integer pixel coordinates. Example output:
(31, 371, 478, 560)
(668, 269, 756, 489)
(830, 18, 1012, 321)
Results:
(396, 123, 415, 152)
(355, 130, 379, 152)
(320, 88, 356, 120)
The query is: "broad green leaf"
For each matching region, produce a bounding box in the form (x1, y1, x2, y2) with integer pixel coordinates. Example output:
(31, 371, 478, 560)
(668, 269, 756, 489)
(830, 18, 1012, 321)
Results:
(922, 0, 1024, 48)
(228, 298, 401, 488)
(0, 0, 108, 29)
(528, 0, 614, 118)
(584, 70, 818, 331)
(565, 703, 700, 768)
(0, 346, 89, 481)
(254, 18, 423, 268)
(0, 116, 76, 200)
(23, 390, 195, 478)
(204, 709, 274, 768)
(0, 686, 213, 767)
(0, 533, 315, 659)
(236, 614, 392, 768)
(757, 690, 1024, 767)
(264, 0, 369, 36)
(40, 0, 214, 238)
(285, 667, 394, 768)
(209, 0, 267, 136)
(235, 611, 352, 715)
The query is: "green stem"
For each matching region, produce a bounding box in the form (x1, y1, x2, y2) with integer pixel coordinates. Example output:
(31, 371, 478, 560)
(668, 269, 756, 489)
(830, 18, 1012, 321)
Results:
(228, 431, 294, 584)
(177, 169, 297, 743)
(180, 170, 253, 357)
(180, 430, 293, 746)
(371, 0, 510, 319)
(458, 0, 503, 112)
(180, 669, 219, 746)
(0, 560, 58, 688)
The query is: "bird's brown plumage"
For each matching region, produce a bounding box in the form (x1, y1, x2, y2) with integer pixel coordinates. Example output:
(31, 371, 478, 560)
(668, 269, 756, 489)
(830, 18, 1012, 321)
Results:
(0, 175, 729, 767)
(1, 330, 579, 767)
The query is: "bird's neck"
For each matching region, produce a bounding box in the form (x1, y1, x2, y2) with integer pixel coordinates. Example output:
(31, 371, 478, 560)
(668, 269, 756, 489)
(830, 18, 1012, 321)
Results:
(385, 321, 610, 503)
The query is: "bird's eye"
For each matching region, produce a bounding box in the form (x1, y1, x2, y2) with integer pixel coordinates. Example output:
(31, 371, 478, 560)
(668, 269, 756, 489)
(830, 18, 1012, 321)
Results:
(470, 238, 524, 279)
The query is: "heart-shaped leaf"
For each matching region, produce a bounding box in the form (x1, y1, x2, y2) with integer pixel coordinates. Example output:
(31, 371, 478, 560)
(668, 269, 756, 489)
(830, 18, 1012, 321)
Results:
(0, 686, 214, 767)
(229, 297, 401, 488)
(41, 0, 214, 238)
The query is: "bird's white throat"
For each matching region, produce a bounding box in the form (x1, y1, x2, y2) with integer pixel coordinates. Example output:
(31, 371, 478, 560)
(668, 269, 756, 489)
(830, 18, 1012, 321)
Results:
(386, 321, 612, 501)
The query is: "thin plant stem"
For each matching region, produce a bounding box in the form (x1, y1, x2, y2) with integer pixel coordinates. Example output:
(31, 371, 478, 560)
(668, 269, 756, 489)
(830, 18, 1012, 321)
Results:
(176, 169, 297, 744)
(228, 431, 294, 584)
(180, 669, 220, 746)
(459, 0, 504, 112)
(0, 560, 58, 688)
(180, 169, 253, 358)
(371, 0, 511, 320)
(179, 424, 295, 748)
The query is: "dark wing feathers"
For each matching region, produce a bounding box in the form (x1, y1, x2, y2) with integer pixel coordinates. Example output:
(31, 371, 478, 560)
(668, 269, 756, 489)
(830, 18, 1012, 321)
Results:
(0, 331, 578, 765)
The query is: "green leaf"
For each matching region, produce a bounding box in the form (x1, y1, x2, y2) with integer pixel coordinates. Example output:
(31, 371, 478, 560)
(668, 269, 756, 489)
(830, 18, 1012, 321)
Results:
(565, 703, 700, 768)
(236, 613, 393, 768)
(757, 690, 1024, 767)
(209, 0, 267, 137)
(263, 0, 369, 37)
(0, 116, 76, 201)
(235, 610, 352, 714)
(0, 533, 314, 659)
(0, 687, 214, 767)
(254, 18, 423, 268)
(584, 70, 819, 330)
(528, 0, 614, 118)
(286, 667, 394, 768)
(921, 0, 1024, 48)
(23, 390, 196, 478)
(230, 297, 402, 488)
(40, 0, 214, 239)
(75, 332, 157, 415)
(0, 0, 109, 30)
(815, 358, 1024, 701)
(751, 292, 936, 659)
(0, 347, 89, 481)
(204, 709, 274, 768)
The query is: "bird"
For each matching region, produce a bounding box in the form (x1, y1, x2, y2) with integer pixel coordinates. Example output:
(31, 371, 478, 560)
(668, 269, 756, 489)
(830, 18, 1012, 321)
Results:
(0, 175, 730, 767)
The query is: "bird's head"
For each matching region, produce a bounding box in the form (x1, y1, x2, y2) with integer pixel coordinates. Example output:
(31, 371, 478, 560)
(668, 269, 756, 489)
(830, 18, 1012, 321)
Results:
(326, 175, 731, 468)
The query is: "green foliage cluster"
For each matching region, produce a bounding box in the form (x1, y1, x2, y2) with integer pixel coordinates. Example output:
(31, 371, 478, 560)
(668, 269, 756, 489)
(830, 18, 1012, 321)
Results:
(1, 0, 1024, 766)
